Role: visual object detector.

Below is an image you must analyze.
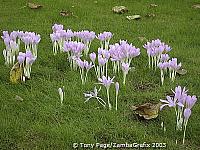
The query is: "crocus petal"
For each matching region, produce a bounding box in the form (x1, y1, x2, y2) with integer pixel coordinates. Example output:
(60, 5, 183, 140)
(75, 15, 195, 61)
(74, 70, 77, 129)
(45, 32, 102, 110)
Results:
(160, 99, 169, 104)
(184, 108, 191, 119)
(177, 102, 184, 107)
(160, 104, 168, 110)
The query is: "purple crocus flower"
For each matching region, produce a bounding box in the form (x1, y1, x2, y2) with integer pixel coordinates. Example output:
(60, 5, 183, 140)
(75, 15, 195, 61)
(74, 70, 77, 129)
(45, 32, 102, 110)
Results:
(185, 95, 197, 109)
(160, 96, 176, 110)
(165, 45, 171, 52)
(98, 76, 115, 89)
(161, 54, 170, 62)
(121, 62, 130, 73)
(115, 82, 119, 93)
(102, 50, 110, 59)
(10, 40, 18, 50)
(84, 61, 93, 70)
(17, 52, 26, 64)
(89, 52, 96, 62)
(1, 31, 9, 39)
(158, 62, 168, 70)
(169, 58, 182, 70)
(98, 76, 115, 110)
(78, 30, 96, 42)
(184, 108, 191, 119)
(25, 50, 36, 64)
(26, 56, 36, 65)
(76, 59, 84, 69)
(25, 50, 33, 58)
(10, 31, 18, 41)
(52, 24, 64, 33)
(172, 86, 188, 105)
(3, 37, 11, 47)
(129, 47, 140, 58)
(65, 29, 74, 39)
(17, 31, 24, 39)
(97, 31, 112, 41)
(98, 55, 107, 66)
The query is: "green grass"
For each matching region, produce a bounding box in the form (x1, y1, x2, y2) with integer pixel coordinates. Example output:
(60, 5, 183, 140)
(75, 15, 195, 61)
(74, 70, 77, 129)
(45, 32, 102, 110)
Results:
(0, 0, 200, 149)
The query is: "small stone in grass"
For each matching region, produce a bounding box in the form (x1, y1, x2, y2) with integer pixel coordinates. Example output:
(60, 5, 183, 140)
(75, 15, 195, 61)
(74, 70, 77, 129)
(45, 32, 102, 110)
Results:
(112, 6, 128, 14)
(60, 10, 73, 17)
(126, 15, 141, 20)
(176, 68, 187, 75)
(28, 2, 42, 9)
(149, 4, 158, 7)
(15, 95, 23, 102)
(192, 4, 200, 9)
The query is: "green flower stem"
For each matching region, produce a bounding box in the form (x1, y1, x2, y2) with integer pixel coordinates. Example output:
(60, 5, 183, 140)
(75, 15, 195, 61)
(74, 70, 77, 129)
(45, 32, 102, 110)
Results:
(106, 88, 111, 110)
(161, 69, 164, 85)
(123, 72, 127, 85)
(183, 119, 188, 145)
(115, 92, 118, 111)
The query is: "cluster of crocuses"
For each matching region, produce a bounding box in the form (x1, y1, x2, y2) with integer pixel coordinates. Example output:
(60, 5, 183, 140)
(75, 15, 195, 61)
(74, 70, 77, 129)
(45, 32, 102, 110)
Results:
(51, 24, 138, 85)
(97, 31, 112, 50)
(21, 31, 41, 57)
(88, 40, 141, 84)
(160, 86, 197, 144)
(74, 30, 96, 56)
(76, 58, 93, 84)
(50, 24, 74, 55)
(158, 57, 182, 85)
(63, 41, 86, 70)
(17, 50, 36, 80)
(84, 76, 119, 110)
(108, 40, 140, 84)
(1, 30, 40, 66)
(143, 39, 171, 70)
(50, 24, 96, 57)
(143, 39, 182, 85)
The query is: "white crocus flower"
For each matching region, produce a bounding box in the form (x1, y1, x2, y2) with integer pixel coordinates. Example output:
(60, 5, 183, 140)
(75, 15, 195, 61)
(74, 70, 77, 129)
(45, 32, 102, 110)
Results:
(84, 86, 106, 107)
(58, 87, 64, 105)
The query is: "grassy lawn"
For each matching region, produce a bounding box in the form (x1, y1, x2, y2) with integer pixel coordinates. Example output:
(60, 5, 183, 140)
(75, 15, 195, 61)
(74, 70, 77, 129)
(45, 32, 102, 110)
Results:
(0, 0, 200, 149)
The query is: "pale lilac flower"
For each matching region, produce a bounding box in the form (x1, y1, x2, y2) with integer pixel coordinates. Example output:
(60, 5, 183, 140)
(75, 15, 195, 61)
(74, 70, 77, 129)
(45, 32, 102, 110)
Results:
(89, 52, 96, 62)
(158, 62, 169, 70)
(115, 82, 119, 93)
(160, 86, 197, 145)
(84, 61, 93, 71)
(17, 52, 26, 64)
(98, 76, 115, 110)
(122, 62, 130, 74)
(98, 76, 115, 89)
(158, 62, 168, 85)
(98, 55, 107, 66)
(78, 30, 96, 42)
(143, 39, 171, 69)
(161, 54, 170, 62)
(97, 31, 112, 41)
(52, 24, 64, 33)
(160, 96, 176, 110)
(169, 58, 182, 70)
(184, 108, 191, 119)
(65, 29, 74, 39)
(172, 86, 188, 106)
(185, 95, 197, 109)
(76, 59, 84, 69)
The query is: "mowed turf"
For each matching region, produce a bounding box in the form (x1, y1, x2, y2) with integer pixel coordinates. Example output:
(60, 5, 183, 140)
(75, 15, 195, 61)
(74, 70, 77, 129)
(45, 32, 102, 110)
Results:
(0, 0, 200, 149)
